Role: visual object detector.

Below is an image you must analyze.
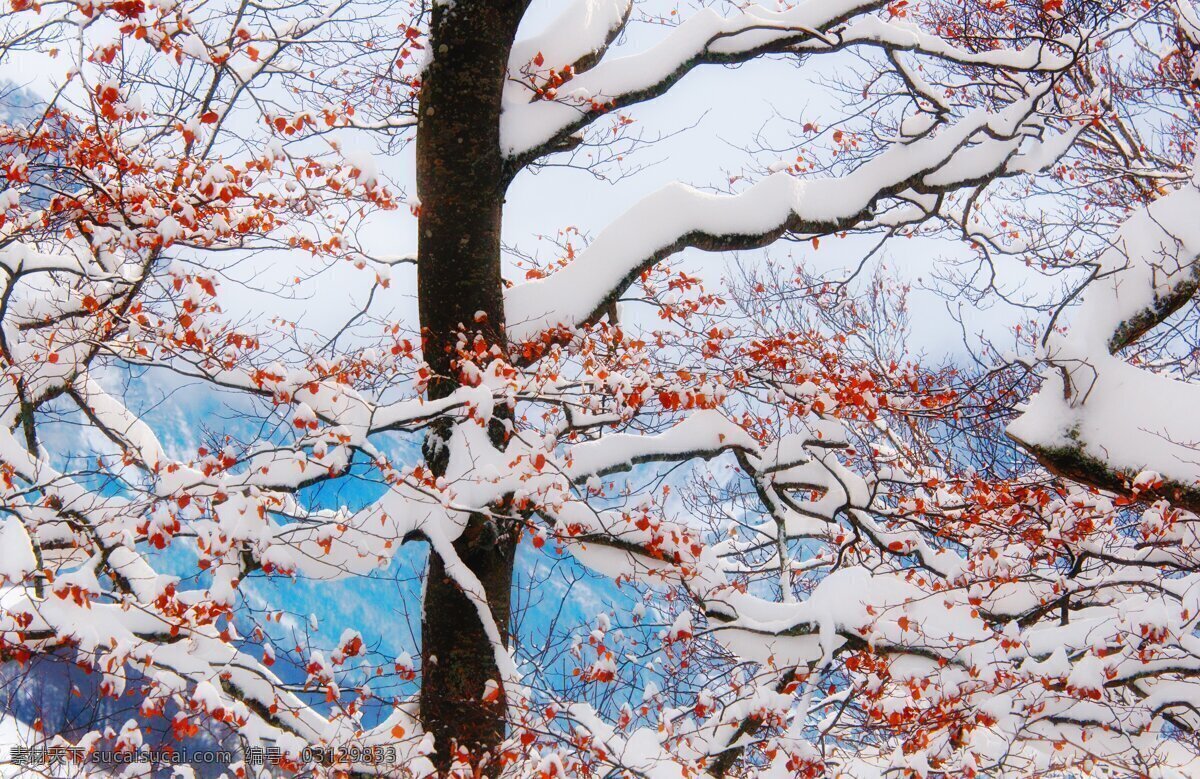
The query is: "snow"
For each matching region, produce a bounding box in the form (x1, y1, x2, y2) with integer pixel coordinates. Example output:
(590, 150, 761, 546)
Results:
(0, 1, 1182, 776)
(343, 147, 379, 186)
(0, 517, 36, 583)
(75, 373, 168, 467)
(500, 1, 1072, 158)
(509, 0, 630, 76)
(157, 215, 184, 244)
(506, 89, 1073, 341)
(179, 34, 212, 63)
(1009, 183, 1200, 487)
(0, 242, 87, 275)
(191, 680, 227, 713)
(565, 409, 757, 479)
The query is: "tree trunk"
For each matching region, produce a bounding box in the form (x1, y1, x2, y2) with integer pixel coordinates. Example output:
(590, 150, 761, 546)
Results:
(415, 1, 527, 774)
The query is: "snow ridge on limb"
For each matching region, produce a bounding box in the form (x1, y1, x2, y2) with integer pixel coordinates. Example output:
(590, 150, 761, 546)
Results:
(506, 87, 1081, 342)
(508, 0, 632, 78)
(502, 0, 878, 159)
(70, 373, 169, 468)
(0, 242, 90, 277)
(502, 0, 1078, 164)
(564, 408, 756, 480)
(1008, 182, 1200, 508)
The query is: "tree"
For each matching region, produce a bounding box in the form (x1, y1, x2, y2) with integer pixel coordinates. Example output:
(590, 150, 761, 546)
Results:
(3, 0, 1200, 777)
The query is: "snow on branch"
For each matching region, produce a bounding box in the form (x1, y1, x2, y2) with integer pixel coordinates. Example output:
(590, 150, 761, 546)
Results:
(507, 88, 1076, 342)
(564, 409, 756, 480)
(1009, 182, 1200, 508)
(509, 0, 632, 79)
(504, 0, 1078, 163)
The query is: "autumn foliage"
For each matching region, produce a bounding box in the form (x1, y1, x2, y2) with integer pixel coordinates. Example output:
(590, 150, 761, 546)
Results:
(3, 0, 1200, 778)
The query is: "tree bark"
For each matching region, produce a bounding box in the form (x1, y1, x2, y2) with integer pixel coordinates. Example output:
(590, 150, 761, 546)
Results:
(415, 1, 527, 774)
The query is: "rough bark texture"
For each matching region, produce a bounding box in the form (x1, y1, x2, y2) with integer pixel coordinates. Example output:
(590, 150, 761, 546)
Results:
(415, 1, 527, 774)
(419, 513, 518, 774)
